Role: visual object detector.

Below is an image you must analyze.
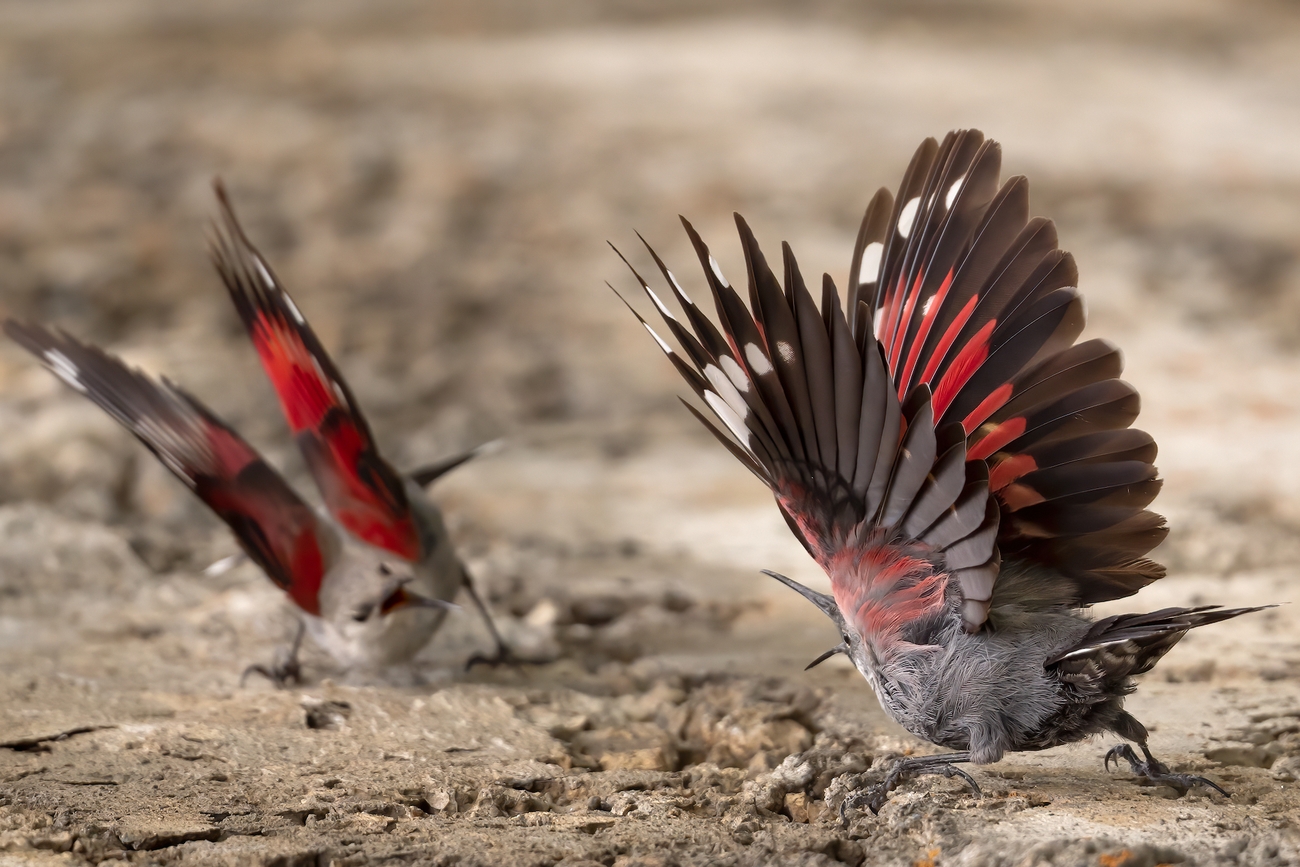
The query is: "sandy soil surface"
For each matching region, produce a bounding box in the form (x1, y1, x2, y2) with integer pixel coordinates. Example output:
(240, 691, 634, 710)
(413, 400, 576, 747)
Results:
(2, 1, 1300, 864)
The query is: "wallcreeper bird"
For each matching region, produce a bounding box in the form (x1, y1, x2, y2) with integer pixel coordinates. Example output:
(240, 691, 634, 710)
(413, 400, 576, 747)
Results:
(5, 182, 509, 683)
(615, 129, 1268, 816)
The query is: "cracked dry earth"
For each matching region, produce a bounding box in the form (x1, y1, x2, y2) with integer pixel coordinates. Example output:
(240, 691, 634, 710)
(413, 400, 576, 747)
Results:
(3, 0, 1300, 865)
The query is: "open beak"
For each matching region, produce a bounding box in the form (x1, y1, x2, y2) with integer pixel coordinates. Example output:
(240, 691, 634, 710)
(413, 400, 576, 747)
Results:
(804, 643, 848, 670)
(380, 586, 460, 615)
(404, 592, 460, 611)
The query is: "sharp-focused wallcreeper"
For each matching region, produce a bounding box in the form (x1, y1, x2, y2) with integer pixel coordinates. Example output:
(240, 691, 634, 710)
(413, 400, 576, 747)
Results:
(615, 129, 1268, 815)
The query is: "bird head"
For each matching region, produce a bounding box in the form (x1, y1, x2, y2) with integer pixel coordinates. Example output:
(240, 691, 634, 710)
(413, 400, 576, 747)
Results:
(350, 565, 457, 624)
(762, 569, 868, 674)
(323, 546, 457, 636)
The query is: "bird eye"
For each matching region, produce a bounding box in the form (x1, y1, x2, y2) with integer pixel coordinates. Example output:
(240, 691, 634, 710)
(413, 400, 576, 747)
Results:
(841, 633, 851, 644)
(353, 603, 374, 622)
(379, 563, 392, 576)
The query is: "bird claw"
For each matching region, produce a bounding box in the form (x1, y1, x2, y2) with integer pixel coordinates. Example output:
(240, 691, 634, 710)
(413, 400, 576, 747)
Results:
(938, 763, 983, 799)
(838, 787, 887, 824)
(465, 650, 508, 670)
(465, 642, 526, 671)
(838, 753, 981, 824)
(1103, 743, 1230, 798)
(239, 659, 302, 689)
(240, 622, 305, 689)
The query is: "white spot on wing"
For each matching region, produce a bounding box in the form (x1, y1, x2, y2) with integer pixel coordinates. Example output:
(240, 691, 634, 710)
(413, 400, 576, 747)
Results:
(896, 197, 920, 239)
(282, 293, 306, 325)
(157, 451, 196, 486)
(858, 242, 883, 287)
(665, 269, 691, 304)
(873, 308, 884, 333)
(708, 255, 730, 288)
(718, 354, 749, 393)
(643, 322, 673, 354)
(921, 295, 936, 316)
(1054, 637, 1148, 663)
(44, 349, 86, 393)
(744, 343, 773, 375)
(945, 174, 966, 210)
(704, 364, 748, 418)
(703, 390, 751, 448)
(203, 553, 245, 577)
(254, 259, 276, 289)
(776, 341, 795, 364)
(645, 286, 677, 320)
(309, 358, 333, 394)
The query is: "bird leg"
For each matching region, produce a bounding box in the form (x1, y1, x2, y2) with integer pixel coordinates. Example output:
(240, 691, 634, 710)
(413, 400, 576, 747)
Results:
(240, 621, 306, 688)
(460, 570, 519, 669)
(840, 752, 981, 822)
(1104, 743, 1229, 797)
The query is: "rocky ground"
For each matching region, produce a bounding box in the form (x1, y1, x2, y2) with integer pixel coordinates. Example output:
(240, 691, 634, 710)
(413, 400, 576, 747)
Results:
(2, 1, 1300, 864)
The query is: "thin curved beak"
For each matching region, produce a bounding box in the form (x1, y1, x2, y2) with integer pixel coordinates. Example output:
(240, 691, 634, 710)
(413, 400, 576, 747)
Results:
(761, 569, 843, 624)
(380, 586, 460, 615)
(406, 593, 459, 611)
(804, 643, 848, 670)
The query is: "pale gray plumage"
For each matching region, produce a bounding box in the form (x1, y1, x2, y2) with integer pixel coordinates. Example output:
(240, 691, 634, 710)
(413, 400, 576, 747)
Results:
(5, 183, 514, 684)
(618, 129, 1273, 816)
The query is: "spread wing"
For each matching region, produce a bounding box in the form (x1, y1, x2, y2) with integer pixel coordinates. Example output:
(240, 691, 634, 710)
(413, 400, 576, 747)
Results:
(4, 321, 334, 615)
(850, 131, 1166, 620)
(618, 129, 1165, 634)
(210, 182, 421, 561)
(615, 219, 995, 635)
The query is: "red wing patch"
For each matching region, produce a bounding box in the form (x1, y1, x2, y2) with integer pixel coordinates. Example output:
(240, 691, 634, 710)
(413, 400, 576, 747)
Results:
(828, 543, 947, 649)
(3, 320, 332, 614)
(619, 130, 1167, 641)
(198, 455, 329, 615)
(210, 182, 421, 561)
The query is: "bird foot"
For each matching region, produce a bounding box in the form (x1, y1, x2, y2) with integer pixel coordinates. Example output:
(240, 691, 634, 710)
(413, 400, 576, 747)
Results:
(1103, 744, 1229, 797)
(241, 623, 305, 689)
(839, 753, 981, 824)
(462, 642, 543, 675)
(459, 571, 534, 672)
(240, 659, 302, 688)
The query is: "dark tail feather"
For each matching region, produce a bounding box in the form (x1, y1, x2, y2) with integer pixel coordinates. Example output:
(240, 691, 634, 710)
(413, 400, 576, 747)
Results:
(1048, 605, 1273, 681)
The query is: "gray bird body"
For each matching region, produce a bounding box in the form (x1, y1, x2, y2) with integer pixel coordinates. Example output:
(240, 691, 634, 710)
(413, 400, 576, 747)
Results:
(807, 553, 1109, 764)
(854, 569, 1096, 763)
(619, 129, 1267, 808)
(303, 481, 465, 671)
(4, 183, 511, 682)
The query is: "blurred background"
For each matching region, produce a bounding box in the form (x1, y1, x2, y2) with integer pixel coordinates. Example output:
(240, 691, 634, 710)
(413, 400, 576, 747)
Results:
(2, 0, 1300, 671)
(2, 0, 1299, 569)
(1, 1, 1299, 859)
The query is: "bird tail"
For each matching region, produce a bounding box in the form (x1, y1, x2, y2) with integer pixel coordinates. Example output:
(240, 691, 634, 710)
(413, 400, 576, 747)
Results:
(1046, 605, 1272, 683)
